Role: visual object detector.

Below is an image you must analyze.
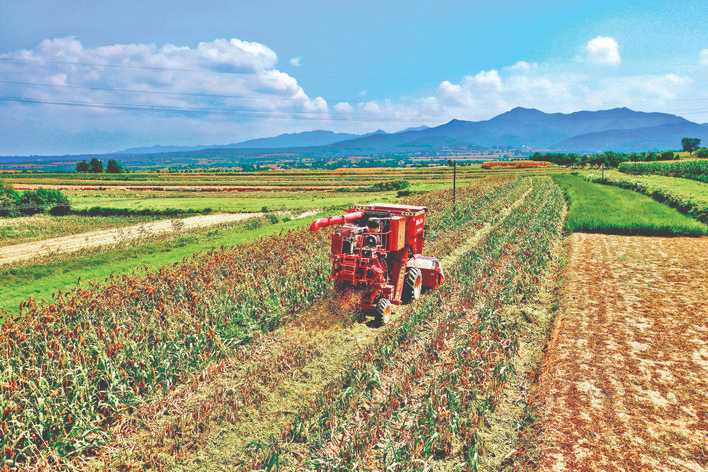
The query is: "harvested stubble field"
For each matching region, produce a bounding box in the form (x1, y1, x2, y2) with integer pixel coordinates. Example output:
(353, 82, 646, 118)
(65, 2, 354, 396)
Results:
(533, 233, 707, 471)
(0, 175, 567, 471)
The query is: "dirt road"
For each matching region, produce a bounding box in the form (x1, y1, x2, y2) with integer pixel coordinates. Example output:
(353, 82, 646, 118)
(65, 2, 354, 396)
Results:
(0, 213, 259, 266)
(536, 233, 707, 471)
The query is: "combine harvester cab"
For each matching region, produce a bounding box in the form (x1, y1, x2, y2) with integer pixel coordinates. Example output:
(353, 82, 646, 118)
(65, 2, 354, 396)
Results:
(309, 203, 444, 324)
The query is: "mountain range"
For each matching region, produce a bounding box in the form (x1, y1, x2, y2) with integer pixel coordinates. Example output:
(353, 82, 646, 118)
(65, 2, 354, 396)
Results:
(3, 108, 707, 165)
(116, 107, 706, 157)
(117, 130, 362, 155)
(313, 107, 707, 154)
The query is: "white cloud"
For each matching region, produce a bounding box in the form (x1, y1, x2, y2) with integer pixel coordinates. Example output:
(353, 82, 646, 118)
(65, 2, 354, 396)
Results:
(2, 35, 708, 154)
(508, 61, 538, 72)
(337, 64, 696, 126)
(334, 101, 353, 112)
(583, 36, 621, 65)
(700, 49, 708, 65)
(0, 37, 330, 152)
(289, 56, 302, 67)
(361, 101, 381, 113)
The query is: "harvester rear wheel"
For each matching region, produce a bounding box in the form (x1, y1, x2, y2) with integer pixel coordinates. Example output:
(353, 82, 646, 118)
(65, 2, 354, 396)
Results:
(375, 298, 393, 325)
(402, 267, 423, 303)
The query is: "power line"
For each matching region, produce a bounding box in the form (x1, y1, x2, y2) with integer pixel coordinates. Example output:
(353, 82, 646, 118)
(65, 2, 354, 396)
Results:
(0, 78, 357, 105)
(0, 96, 427, 122)
(0, 57, 228, 74)
(0, 79, 283, 103)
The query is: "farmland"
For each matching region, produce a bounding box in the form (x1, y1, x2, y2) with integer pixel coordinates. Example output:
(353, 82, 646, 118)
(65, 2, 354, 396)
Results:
(587, 169, 708, 223)
(0, 213, 313, 315)
(0, 164, 705, 471)
(0, 214, 157, 247)
(534, 233, 707, 470)
(0, 175, 567, 470)
(618, 159, 708, 183)
(553, 174, 707, 236)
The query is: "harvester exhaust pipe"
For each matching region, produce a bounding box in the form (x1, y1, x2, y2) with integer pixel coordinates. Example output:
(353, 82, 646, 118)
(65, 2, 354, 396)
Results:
(309, 211, 365, 232)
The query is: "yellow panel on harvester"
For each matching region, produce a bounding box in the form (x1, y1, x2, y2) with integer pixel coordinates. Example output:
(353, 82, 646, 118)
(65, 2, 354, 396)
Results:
(388, 216, 406, 251)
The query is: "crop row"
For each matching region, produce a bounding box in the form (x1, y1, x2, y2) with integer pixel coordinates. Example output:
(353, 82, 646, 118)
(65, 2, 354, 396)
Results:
(82, 176, 530, 470)
(0, 176, 520, 468)
(618, 159, 708, 183)
(250, 178, 564, 469)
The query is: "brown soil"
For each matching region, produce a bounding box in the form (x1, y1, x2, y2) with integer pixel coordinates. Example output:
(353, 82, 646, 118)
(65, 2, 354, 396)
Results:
(535, 233, 708, 471)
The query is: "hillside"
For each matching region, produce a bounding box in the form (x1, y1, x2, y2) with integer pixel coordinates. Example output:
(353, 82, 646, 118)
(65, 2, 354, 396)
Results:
(2, 108, 705, 168)
(325, 107, 692, 152)
(555, 122, 708, 152)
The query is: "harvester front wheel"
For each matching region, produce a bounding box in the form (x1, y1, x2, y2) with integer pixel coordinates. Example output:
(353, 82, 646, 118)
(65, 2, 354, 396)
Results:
(402, 267, 423, 303)
(375, 298, 393, 325)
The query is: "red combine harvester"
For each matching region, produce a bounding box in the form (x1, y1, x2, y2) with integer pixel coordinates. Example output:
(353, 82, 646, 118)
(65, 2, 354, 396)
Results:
(309, 203, 444, 324)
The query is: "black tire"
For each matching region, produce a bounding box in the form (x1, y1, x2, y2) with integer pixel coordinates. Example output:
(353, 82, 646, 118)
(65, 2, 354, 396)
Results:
(401, 267, 423, 304)
(375, 298, 393, 325)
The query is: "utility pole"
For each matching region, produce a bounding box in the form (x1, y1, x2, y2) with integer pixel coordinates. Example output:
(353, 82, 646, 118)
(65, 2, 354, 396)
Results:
(449, 159, 457, 213)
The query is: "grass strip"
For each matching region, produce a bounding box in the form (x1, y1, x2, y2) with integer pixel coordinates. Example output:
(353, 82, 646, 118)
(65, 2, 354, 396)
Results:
(553, 174, 706, 236)
(587, 170, 708, 224)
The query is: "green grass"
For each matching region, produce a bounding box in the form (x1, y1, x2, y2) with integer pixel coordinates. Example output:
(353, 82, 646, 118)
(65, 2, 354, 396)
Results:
(67, 190, 403, 213)
(586, 170, 707, 224)
(0, 215, 312, 317)
(552, 174, 707, 236)
(65, 181, 472, 213)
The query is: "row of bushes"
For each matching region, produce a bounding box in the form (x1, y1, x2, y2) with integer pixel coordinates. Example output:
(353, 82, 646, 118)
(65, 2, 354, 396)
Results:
(337, 179, 411, 193)
(73, 206, 213, 217)
(0, 185, 70, 217)
(618, 159, 708, 183)
(530, 151, 677, 168)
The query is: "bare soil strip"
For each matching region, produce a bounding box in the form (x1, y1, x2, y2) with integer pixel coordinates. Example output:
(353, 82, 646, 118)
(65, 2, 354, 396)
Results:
(0, 213, 258, 266)
(535, 234, 708, 471)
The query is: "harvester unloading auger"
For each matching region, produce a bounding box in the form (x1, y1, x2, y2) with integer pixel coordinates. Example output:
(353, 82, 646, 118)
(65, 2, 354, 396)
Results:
(309, 204, 444, 324)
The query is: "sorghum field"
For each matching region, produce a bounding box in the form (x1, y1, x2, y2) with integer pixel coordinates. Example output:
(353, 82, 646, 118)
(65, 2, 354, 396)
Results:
(1, 167, 705, 471)
(0, 175, 568, 471)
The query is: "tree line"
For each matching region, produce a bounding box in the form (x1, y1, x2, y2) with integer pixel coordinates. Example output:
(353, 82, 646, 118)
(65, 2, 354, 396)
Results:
(530, 150, 678, 168)
(76, 158, 125, 173)
(0, 185, 70, 217)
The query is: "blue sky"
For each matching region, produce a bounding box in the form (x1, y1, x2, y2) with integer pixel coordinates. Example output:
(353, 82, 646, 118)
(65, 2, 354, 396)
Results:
(1, 0, 706, 154)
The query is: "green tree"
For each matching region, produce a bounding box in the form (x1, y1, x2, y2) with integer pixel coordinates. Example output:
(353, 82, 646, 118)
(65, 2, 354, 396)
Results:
(89, 158, 104, 173)
(76, 161, 89, 172)
(106, 159, 124, 173)
(0, 184, 20, 217)
(681, 137, 701, 153)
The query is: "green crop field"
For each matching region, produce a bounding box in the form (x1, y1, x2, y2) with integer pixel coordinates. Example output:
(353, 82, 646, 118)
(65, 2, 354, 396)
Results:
(618, 159, 708, 183)
(586, 170, 708, 224)
(552, 174, 707, 236)
(66, 188, 402, 213)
